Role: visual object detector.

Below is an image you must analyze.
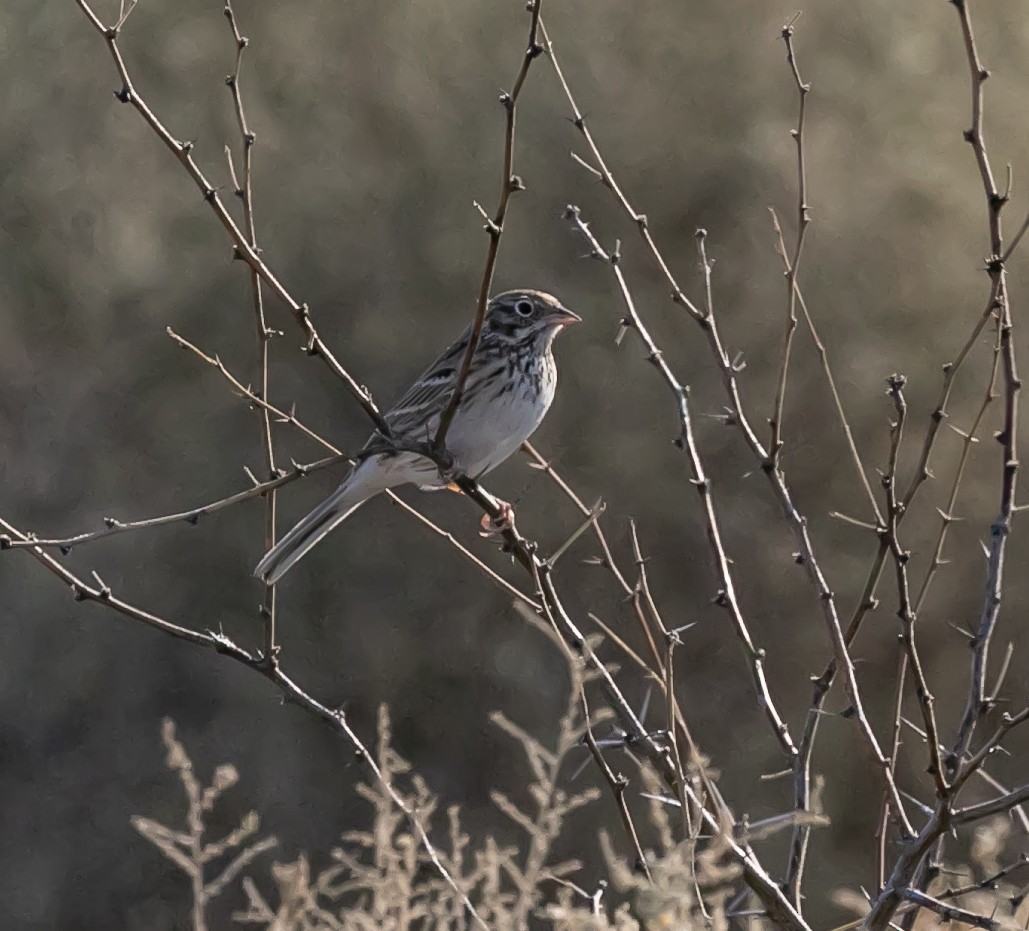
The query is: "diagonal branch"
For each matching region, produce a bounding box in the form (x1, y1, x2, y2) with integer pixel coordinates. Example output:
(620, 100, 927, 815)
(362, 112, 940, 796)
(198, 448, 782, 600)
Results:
(0, 516, 487, 929)
(74, 0, 392, 438)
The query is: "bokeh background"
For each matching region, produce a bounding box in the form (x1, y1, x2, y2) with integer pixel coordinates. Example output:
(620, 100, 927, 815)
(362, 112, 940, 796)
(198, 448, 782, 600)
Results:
(4, 0, 1029, 927)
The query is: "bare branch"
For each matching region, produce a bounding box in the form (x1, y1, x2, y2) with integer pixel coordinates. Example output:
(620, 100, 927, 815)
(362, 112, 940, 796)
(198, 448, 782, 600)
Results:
(433, 0, 543, 450)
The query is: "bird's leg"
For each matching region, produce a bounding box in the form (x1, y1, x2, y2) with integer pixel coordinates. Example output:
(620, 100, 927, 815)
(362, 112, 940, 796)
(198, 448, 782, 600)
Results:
(480, 499, 515, 534)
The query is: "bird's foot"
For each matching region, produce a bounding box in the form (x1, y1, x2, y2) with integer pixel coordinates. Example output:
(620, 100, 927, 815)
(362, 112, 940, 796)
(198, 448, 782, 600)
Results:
(480, 500, 515, 536)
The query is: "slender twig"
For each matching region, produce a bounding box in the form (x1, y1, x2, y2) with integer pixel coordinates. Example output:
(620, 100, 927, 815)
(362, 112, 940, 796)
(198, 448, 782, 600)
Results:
(0, 516, 487, 930)
(521, 441, 666, 676)
(883, 376, 947, 798)
(73, 0, 392, 438)
(877, 653, 910, 893)
(433, 0, 543, 450)
(951, 706, 1029, 794)
(0, 455, 347, 551)
(914, 327, 1002, 613)
(769, 215, 882, 525)
(945, 0, 1020, 779)
(222, 0, 278, 660)
(580, 690, 653, 881)
(900, 715, 1029, 832)
(937, 855, 1029, 901)
(951, 783, 1029, 826)
(566, 206, 796, 763)
(901, 889, 1000, 931)
(769, 18, 811, 470)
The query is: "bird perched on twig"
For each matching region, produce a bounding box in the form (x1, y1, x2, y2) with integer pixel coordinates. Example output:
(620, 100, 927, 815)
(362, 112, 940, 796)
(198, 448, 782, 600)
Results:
(255, 289, 580, 584)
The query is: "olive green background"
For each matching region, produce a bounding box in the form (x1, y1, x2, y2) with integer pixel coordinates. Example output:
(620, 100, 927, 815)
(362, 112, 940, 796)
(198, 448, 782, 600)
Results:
(3, 0, 1029, 927)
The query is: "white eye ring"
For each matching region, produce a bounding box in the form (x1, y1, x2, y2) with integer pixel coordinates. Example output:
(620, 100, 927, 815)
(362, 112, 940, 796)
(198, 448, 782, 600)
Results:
(515, 299, 534, 317)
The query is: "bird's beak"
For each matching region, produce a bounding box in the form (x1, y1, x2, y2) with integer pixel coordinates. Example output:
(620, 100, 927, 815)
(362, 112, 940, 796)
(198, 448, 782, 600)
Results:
(543, 306, 582, 328)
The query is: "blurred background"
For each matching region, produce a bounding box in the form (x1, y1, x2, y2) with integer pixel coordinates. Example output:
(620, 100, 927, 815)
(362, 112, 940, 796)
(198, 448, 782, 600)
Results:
(4, 0, 1029, 926)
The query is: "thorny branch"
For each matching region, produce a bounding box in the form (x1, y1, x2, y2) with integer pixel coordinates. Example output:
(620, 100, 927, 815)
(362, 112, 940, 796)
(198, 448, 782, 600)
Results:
(222, 0, 279, 660)
(433, 0, 543, 450)
(865, 1, 1023, 927)
(769, 17, 811, 471)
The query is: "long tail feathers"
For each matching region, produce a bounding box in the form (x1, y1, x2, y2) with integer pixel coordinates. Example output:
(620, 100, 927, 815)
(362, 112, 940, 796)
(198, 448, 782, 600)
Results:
(254, 480, 368, 585)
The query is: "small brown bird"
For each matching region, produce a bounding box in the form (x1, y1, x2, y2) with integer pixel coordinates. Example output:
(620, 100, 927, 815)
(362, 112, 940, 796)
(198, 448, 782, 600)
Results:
(255, 290, 580, 584)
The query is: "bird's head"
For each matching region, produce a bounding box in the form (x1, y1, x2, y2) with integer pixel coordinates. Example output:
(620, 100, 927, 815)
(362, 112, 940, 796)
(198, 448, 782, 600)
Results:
(484, 290, 581, 343)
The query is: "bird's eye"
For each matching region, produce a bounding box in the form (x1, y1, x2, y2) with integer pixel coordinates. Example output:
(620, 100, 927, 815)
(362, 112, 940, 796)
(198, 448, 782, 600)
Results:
(515, 300, 534, 317)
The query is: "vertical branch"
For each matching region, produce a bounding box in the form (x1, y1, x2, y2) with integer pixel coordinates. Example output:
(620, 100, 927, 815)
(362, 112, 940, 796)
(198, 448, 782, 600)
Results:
(913, 326, 1002, 613)
(223, 0, 279, 661)
(883, 376, 946, 798)
(769, 17, 811, 467)
(946, 0, 1019, 775)
(433, 0, 543, 450)
(866, 3, 1020, 927)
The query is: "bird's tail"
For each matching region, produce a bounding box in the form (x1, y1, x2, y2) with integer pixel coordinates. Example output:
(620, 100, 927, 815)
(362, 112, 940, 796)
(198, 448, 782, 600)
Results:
(254, 460, 386, 585)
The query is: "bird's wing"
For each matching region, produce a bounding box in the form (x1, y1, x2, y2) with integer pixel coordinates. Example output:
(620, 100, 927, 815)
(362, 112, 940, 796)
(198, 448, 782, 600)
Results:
(382, 329, 470, 437)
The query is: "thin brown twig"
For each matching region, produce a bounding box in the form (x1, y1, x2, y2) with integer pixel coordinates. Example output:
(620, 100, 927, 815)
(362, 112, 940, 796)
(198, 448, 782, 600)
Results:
(769, 215, 882, 525)
(883, 376, 947, 798)
(579, 689, 653, 882)
(937, 855, 1029, 901)
(899, 715, 1029, 832)
(877, 652, 910, 894)
(433, 0, 543, 450)
(914, 324, 1002, 613)
(769, 18, 811, 471)
(521, 442, 667, 677)
(901, 889, 1000, 931)
(0, 454, 348, 551)
(945, 0, 1020, 779)
(223, 0, 278, 660)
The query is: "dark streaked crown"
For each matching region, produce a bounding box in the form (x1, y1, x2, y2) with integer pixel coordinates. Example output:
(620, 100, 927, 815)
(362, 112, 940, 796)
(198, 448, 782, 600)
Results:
(484, 290, 580, 341)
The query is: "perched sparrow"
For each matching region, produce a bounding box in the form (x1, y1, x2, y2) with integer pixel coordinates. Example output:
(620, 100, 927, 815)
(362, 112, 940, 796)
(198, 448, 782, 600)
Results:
(255, 290, 580, 584)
